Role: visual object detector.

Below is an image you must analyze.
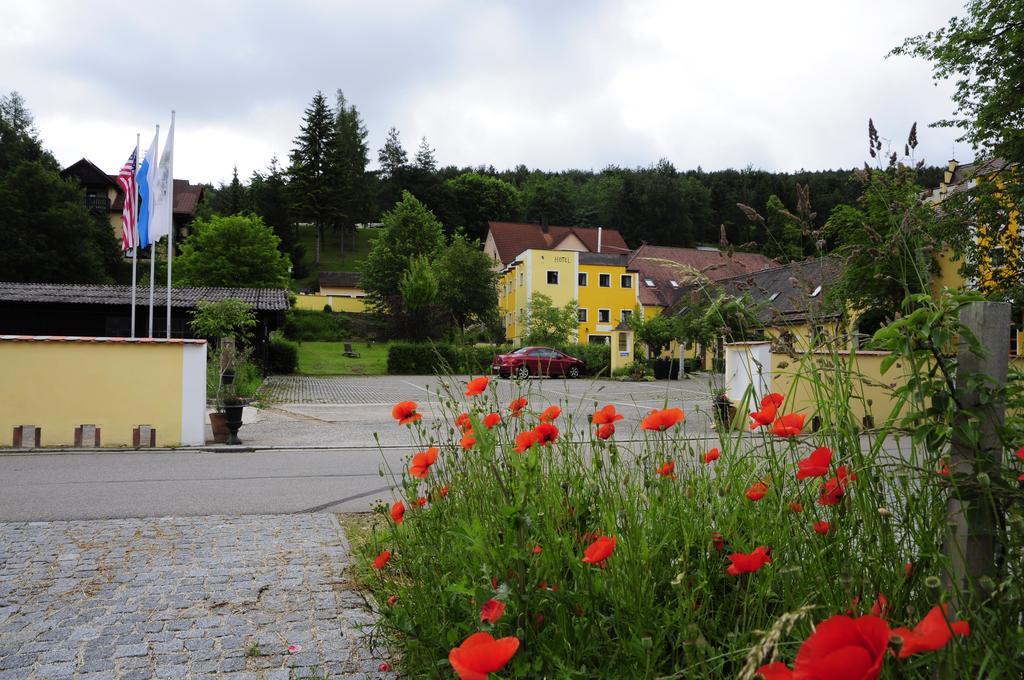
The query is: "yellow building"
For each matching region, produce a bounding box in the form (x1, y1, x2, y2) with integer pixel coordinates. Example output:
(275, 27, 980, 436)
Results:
(497, 249, 640, 346)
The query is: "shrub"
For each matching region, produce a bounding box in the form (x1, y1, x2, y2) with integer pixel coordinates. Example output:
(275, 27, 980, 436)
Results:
(387, 343, 499, 375)
(282, 309, 351, 341)
(611, 360, 652, 380)
(266, 336, 298, 374)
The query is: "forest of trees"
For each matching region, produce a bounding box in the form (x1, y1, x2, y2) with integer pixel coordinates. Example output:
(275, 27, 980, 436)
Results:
(204, 89, 950, 271)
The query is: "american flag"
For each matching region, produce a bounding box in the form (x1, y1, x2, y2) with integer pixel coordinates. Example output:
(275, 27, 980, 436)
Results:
(116, 147, 138, 251)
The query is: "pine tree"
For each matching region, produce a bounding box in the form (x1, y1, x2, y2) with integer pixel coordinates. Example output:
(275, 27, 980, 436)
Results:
(377, 127, 408, 180)
(414, 137, 437, 172)
(288, 91, 337, 265)
(331, 90, 371, 254)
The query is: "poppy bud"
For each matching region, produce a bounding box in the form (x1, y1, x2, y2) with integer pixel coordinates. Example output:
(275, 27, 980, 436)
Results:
(889, 634, 904, 654)
(977, 472, 990, 487)
(641, 636, 653, 650)
(877, 507, 892, 518)
(924, 575, 942, 589)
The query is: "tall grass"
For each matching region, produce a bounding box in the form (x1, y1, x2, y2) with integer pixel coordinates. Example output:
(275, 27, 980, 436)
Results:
(356, 295, 1024, 678)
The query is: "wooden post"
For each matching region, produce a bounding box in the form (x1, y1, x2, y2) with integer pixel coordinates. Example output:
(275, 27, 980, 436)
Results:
(944, 301, 1010, 601)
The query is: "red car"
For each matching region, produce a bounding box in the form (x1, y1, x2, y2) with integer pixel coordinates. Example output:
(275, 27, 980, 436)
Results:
(492, 346, 585, 379)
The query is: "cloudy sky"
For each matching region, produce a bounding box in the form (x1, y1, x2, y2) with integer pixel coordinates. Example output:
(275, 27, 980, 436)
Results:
(2, 0, 968, 185)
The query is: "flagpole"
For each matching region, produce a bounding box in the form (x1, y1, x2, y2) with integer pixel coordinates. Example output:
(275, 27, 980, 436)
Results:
(148, 124, 159, 338)
(130, 133, 140, 339)
(165, 110, 175, 340)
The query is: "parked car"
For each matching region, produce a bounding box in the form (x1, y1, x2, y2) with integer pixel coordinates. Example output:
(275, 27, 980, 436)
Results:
(492, 346, 585, 379)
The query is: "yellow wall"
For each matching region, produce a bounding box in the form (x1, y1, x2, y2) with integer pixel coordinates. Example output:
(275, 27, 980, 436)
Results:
(295, 294, 367, 313)
(530, 250, 577, 308)
(0, 339, 205, 447)
(577, 264, 638, 344)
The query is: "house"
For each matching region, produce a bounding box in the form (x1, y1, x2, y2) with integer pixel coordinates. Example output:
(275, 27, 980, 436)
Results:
(61, 158, 204, 246)
(0, 282, 288, 364)
(484, 221, 630, 267)
(293, 271, 368, 313)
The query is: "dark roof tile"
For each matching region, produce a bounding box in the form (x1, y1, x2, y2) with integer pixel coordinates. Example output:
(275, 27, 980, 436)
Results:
(0, 282, 289, 311)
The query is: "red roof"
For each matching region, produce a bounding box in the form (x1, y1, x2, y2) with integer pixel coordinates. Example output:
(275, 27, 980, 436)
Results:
(487, 221, 630, 265)
(629, 245, 776, 307)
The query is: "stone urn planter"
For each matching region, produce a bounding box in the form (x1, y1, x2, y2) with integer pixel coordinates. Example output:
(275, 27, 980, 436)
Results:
(223, 400, 247, 445)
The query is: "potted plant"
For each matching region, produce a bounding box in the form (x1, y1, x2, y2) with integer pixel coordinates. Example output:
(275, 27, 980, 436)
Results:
(219, 386, 248, 445)
(713, 393, 737, 429)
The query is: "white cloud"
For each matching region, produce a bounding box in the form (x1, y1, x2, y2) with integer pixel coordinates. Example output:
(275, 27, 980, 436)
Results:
(1, 0, 969, 183)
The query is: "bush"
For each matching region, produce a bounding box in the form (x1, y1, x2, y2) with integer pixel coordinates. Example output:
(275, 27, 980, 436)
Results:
(554, 343, 610, 377)
(652, 357, 681, 379)
(282, 309, 351, 341)
(266, 336, 298, 374)
(612, 360, 652, 380)
(387, 343, 498, 375)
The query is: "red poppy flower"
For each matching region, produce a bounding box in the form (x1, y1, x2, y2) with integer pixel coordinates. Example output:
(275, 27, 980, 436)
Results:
(592, 404, 625, 425)
(409, 447, 439, 478)
(791, 614, 890, 680)
(509, 397, 528, 416)
(465, 376, 489, 396)
(379, 662, 392, 672)
(746, 480, 769, 501)
(539, 405, 561, 423)
(749, 404, 777, 429)
(596, 423, 616, 440)
(533, 422, 558, 445)
(514, 430, 538, 453)
(711, 531, 725, 552)
(483, 412, 501, 429)
(789, 501, 804, 513)
(373, 550, 391, 570)
(904, 562, 913, 577)
(391, 401, 421, 425)
(818, 466, 856, 506)
(771, 413, 806, 437)
(416, 496, 427, 507)
(796, 446, 833, 479)
(870, 594, 889, 619)
(938, 459, 950, 477)
(656, 461, 677, 479)
(460, 432, 477, 450)
(386, 595, 398, 606)
(641, 407, 686, 431)
(703, 448, 720, 464)
(479, 598, 506, 624)
(438, 485, 449, 498)
(761, 392, 785, 409)
(390, 500, 405, 524)
(582, 535, 617, 565)
(813, 521, 831, 535)
(532, 544, 542, 555)
(726, 546, 772, 576)
(891, 604, 970, 659)
(448, 632, 519, 680)
(755, 661, 793, 679)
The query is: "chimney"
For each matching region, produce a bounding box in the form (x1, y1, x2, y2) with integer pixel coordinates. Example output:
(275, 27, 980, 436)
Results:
(597, 227, 603, 253)
(540, 216, 549, 233)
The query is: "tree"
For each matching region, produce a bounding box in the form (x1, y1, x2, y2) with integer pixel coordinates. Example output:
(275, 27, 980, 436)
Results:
(442, 172, 523, 241)
(435, 231, 499, 337)
(399, 255, 440, 340)
(524, 293, 579, 346)
(414, 137, 437, 172)
(0, 91, 55, 175)
(378, 127, 408, 180)
(250, 156, 304, 279)
(361, 191, 446, 327)
(891, 0, 1024, 165)
(331, 90, 371, 253)
(0, 161, 121, 283)
(188, 299, 257, 342)
(629, 312, 678, 359)
(175, 214, 291, 288)
(288, 91, 337, 265)
(825, 160, 951, 323)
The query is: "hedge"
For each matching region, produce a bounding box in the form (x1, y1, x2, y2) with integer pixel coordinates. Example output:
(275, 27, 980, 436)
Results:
(282, 309, 351, 341)
(387, 343, 498, 375)
(553, 343, 610, 377)
(267, 337, 299, 374)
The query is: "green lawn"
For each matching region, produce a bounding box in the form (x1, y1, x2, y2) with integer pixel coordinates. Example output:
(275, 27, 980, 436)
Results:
(293, 225, 381, 292)
(296, 340, 391, 375)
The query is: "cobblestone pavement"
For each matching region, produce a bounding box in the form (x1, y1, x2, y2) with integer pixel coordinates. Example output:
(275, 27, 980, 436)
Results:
(0, 515, 394, 679)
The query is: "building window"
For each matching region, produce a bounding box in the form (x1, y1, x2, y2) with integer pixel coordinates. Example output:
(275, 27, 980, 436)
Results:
(598, 309, 611, 323)
(578, 308, 588, 322)
(588, 335, 609, 345)
(644, 278, 656, 287)
(618, 333, 628, 352)
(599, 274, 611, 287)
(620, 274, 632, 288)
(669, 280, 679, 289)
(547, 270, 559, 285)
(621, 309, 632, 322)
(578, 272, 588, 286)
(1011, 324, 1019, 356)
(519, 273, 523, 286)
